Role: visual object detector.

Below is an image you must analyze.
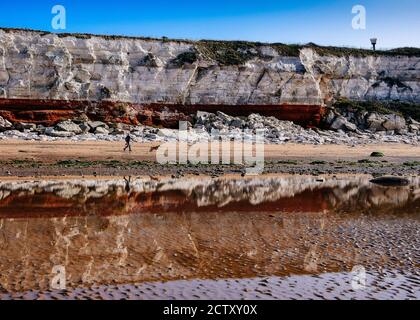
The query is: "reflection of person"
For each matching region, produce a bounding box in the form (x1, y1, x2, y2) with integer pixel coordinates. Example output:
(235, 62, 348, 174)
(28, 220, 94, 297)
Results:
(124, 134, 133, 152)
(124, 176, 131, 193)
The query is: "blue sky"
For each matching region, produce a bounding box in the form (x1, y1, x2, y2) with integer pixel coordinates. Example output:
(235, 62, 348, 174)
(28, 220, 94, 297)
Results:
(1, 0, 419, 48)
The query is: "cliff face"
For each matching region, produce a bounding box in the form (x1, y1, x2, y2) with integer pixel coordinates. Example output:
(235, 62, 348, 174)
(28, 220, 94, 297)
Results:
(0, 28, 419, 127)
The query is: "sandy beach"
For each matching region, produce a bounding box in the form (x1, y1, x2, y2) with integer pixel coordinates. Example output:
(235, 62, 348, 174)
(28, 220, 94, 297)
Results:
(0, 140, 419, 163)
(0, 140, 419, 178)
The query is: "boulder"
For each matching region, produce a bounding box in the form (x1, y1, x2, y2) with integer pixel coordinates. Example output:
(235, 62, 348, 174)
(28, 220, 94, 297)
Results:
(88, 121, 108, 130)
(196, 111, 215, 125)
(409, 124, 419, 132)
(407, 118, 420, 132)
(36, 125, 46, 134)
(0, 116, 13, 131)
(366, 113, 406, 132)
(323, 109, 337, 126)
(79, 122, 90, 133)
(230, 119, 245, 128)
(94, 126, 110, 135)
(382, 114, 406, 131)
(408, 117, 420, 126)
(45, 127, 75, 138)
(157, 128, 177, 139)
(366, 113, 385, 132)
(15, 122, 37, 131)
(216, 111, 234, 124)
(330, 116, 357, 132)
(55, 120, 83, 134)
(212, 121, 228, 131)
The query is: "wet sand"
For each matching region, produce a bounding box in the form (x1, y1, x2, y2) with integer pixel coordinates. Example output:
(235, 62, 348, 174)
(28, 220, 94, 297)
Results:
(2, 270, 419, 300)
(0, 140, 419, 177)
(0, 175, 419, 300)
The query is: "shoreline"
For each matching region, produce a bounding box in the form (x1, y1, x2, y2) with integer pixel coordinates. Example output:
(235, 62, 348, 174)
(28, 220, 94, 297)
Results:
(0, 140, 418, 178)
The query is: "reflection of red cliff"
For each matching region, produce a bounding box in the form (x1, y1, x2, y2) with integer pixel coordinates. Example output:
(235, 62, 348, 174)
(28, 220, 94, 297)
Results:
(0, 98, 325, 128)
(0, 188, 332, 219)
(0, 192, 130, 218)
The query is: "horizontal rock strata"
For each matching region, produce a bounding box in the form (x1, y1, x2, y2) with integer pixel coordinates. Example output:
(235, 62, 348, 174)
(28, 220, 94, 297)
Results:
(0, 28, 419, 128)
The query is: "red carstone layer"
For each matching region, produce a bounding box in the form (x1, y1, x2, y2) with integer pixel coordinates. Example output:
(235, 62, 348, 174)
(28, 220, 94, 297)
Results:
(0, 98, 326, 128)
(0, 187, 333, 219)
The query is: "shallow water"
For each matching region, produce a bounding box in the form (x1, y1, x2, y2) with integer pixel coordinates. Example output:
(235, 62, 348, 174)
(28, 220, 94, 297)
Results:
(0, 175, 419, 299)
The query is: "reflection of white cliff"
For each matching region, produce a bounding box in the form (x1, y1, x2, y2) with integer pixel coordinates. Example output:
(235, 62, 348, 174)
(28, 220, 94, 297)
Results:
(0, 176, 419, 210)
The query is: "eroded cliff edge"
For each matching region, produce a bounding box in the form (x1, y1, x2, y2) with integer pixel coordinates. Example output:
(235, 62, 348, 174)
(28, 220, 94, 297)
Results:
(0, 28, 419, 128)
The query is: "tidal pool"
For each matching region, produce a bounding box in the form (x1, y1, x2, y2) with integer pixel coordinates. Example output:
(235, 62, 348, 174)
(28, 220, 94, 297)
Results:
(0, 175, 419, 299)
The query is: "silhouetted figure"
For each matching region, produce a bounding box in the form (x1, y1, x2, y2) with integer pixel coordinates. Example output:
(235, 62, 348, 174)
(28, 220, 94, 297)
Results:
(124, 176, 131, 193)
(124, 134, 132, 152)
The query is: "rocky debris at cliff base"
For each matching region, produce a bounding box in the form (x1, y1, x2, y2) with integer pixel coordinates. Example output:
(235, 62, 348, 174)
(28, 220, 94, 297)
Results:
(0, 116, 13, 132)
(0, 113, 418, 145)
(323, 108, 419, 134)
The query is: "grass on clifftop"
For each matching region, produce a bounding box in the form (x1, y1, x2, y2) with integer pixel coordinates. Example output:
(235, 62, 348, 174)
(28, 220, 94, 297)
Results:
(2, 27, 419, 66)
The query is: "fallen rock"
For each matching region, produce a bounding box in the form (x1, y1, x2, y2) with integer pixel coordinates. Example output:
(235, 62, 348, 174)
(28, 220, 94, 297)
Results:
(55, 120, 83, 134)
(79, 122, 90, 133)
(36, 125, 46, 134)
(330, 116, 357, 132)
(196, 111, 215, 125)
(94, 127, 110, 135)
(323, 109, 337, 126)
(216, 111, 234, 124)
(230, 119, 245, 128)
(366, 113, 407, 132)
(15, 122, 37, 131)
(157, 128, 178, 139)
(0, 116, 13, 131)
(45, 127, 76, 138)
(407, 118, 420, 132)
(366, 113, 385, 132)
(382, 114, 406, 131)
(88, 121, 108, 130)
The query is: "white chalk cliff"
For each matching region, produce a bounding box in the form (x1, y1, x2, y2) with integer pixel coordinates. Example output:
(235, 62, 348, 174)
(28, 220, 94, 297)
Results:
(0, 28, 419, 106)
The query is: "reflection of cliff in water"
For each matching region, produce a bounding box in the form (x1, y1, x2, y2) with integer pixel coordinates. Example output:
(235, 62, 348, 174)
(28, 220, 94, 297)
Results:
(0, 176, 419, 293)
(0, 176, 419, 218)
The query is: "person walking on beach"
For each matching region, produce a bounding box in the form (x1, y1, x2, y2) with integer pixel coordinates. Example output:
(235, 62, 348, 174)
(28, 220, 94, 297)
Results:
(124, 134, 133, 152)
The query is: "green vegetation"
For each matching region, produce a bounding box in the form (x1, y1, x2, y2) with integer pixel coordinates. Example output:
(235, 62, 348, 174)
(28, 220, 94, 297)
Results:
(170, 51, 199, 67)
(3, 28, 420, 69)
(303, 43, 420, 57)
(333, 99, 420, 122)
(196, 40, 266, 66)
(310, 160, 327, 165)
(55, 160, 157, 168)
(276, 160, 299, 165)
(137, 53, 159, 67)
(403, 161, 420, 167)
(56, 160, 122, 168)
(358, 159, 381, 164)
(370, 152, 385, 158)
(8, 159, 40, 168)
